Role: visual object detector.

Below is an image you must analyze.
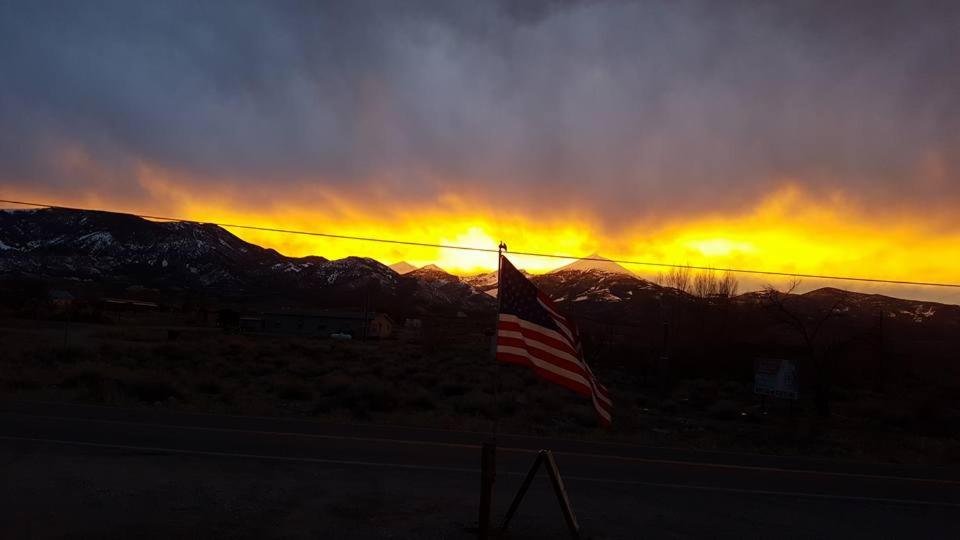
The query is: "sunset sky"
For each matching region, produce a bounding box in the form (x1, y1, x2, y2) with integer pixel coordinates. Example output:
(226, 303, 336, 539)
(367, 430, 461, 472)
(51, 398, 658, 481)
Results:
(1, 1, 959, 302)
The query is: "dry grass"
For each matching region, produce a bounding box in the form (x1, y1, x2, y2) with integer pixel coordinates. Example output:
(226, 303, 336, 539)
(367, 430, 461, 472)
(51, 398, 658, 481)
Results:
(1, 317, 958, 464)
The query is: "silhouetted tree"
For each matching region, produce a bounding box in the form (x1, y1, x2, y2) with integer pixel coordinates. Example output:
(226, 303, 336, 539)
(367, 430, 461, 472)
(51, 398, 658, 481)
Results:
(692, 269, 739, 299)
(761, 280, 847, 417)
(657, 266, 692, 294)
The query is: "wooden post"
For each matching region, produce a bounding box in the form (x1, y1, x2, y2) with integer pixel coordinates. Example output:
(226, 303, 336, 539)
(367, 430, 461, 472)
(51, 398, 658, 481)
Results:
(478, 441, 496, 539)
(543, 451, 580, 540)
(499, 450, 581, 540)
(499, 451, 544, 533)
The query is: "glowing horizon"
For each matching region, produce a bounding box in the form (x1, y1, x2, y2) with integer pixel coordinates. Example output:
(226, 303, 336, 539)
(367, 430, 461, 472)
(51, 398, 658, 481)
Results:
(5, 182, 960, 305)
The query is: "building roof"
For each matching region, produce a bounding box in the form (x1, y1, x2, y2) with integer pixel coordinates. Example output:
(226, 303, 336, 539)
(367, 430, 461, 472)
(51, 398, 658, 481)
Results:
(48, 290, 74, 301)
(101, 297, 160, 308)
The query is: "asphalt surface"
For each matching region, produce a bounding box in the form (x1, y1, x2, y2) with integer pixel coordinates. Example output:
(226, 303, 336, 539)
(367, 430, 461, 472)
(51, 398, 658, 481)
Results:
(2, 400, 959, 539)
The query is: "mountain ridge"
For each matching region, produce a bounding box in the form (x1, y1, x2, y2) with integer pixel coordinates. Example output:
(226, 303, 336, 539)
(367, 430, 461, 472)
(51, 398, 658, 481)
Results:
(1, 209, 957, 324)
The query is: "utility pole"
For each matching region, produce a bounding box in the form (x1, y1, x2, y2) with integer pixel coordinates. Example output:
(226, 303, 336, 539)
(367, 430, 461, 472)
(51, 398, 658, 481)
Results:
(659, 320, 670, 396)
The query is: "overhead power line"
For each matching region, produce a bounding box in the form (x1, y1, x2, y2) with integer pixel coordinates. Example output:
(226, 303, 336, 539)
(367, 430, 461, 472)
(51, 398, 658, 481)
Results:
(2, 197, 959, 289)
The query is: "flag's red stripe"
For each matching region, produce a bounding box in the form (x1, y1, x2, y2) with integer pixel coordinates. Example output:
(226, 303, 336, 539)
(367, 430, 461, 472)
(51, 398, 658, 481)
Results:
(497, 320, 579, 357)
(497, 349, 612, 424)
(496, 336, 592, 381)
(496, 351, 594, 398)
(497, 323, 612, 408)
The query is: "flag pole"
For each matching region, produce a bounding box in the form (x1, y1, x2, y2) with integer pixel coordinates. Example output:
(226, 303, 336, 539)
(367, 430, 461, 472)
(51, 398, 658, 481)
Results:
(478, 241, 506, 540)
(493, 241, 507, 438)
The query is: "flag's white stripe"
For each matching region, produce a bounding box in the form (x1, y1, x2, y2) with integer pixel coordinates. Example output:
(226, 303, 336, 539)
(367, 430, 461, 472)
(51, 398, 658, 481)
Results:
(588, 382, 613, 421)
(499, 342, 612, 421)
(499, 316, 613, 408)
(497, 330, 583, 368)
(497, 344, 611, 421)
(499, 329, 611, 408)
(497, 345, 593, 389)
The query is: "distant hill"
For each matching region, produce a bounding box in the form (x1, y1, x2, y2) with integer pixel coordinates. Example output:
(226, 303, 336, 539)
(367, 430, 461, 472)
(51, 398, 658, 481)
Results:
(0, 208, 493, 315)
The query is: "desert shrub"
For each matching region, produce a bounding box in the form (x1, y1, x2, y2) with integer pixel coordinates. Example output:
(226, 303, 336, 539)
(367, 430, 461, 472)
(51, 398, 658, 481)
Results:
(498, 373, 526, 393)
(195, 379, 222, 395)
(119, 376, 180, 403)
(346, 380, 399, 412)
(60, 364, 113, 391)
(60, 368, 123, 403)
(5, 377, 39, 390)
(708, 399, 739, 420)
(689, 379, 720, 407)
(531, 387, 563, 411)
(35, 346, 90, 366)
(721, 380, 744, 396)
(223, 342, 247, 357)
(310, 397, 337, 415)
(272, 380, 313, 401)
(98, 342, 119, 358)
(381, 365, 404, 380)
(403, 386, 438, 410)
(320, 373, 353, 396)
(659, 399, 678, 413)
(412, 372, 439, 387)
(286, 357, 326, 378)
(453, 390, 494, 417)
(496, 398, 519, 417)
(634, 394, 656, 408)
(568, 404, 599, 428)
(153, 343, 196, 366)
(439, 380, 469, 397)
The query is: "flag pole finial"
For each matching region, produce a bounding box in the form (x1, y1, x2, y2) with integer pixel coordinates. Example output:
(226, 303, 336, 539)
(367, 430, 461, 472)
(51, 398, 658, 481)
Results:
(498, 241, 507, 254)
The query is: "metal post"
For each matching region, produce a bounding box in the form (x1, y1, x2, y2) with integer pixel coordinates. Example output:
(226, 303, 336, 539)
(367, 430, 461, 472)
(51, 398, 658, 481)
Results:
(493, 242, 506, 436)
(479, 242, 506, 539)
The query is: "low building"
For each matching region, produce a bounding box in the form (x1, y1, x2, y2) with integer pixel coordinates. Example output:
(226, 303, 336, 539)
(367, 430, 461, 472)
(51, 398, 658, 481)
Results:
(100, 298, 161, 310)
(47, 290, 74, 308)
(238, 310, 394, 339)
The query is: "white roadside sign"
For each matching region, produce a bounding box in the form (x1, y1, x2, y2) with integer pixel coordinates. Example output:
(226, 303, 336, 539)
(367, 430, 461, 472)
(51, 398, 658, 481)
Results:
(754, 358, 799, 400)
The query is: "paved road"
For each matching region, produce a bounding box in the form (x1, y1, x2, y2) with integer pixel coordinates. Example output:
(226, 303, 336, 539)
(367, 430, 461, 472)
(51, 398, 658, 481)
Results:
(1, 400, 959, 539)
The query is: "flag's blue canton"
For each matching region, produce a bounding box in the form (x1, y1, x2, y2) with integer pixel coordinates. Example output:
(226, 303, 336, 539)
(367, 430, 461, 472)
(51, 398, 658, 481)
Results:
(498, 257, 558, 331)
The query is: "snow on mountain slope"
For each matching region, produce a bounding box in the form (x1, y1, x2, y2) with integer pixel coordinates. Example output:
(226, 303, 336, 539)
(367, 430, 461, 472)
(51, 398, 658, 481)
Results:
(405, 264, 495, 311)
(389, 261, 417, 274)
(550, 253, 634, 276)
(464, 268, 533, 296)
(0, 208, 496, 312)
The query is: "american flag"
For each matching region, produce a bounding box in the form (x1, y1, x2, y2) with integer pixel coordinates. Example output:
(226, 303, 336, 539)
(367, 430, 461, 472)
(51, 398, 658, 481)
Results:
(495, 255, 612, 426)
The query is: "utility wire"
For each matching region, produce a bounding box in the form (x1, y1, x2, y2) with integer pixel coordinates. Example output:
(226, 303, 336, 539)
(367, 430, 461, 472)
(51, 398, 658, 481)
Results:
(2, 197, 959, 289)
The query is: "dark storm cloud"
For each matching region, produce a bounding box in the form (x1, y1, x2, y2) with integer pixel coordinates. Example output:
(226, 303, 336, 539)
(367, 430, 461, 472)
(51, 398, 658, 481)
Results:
(1, 0, 959, 219)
